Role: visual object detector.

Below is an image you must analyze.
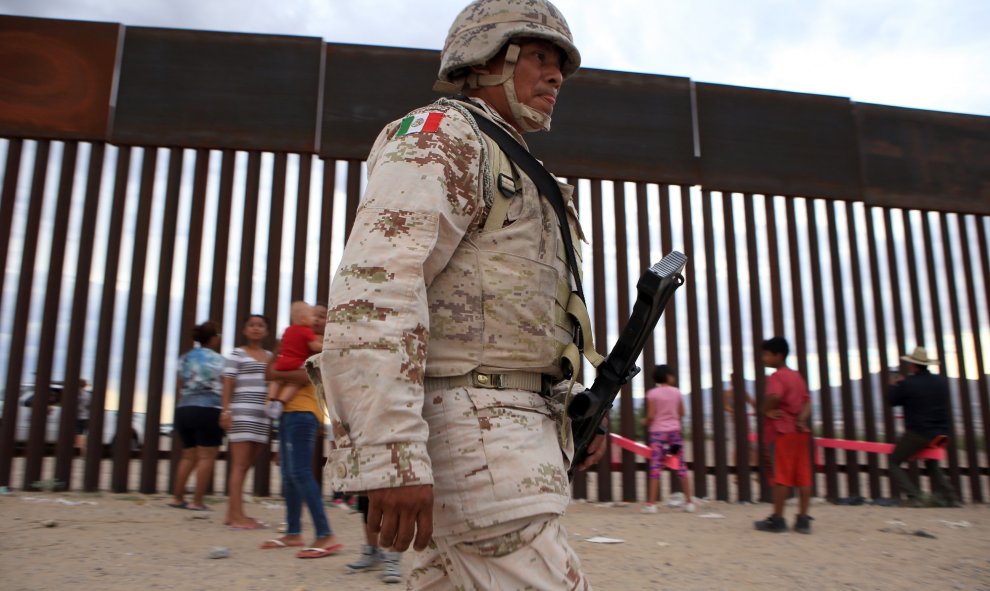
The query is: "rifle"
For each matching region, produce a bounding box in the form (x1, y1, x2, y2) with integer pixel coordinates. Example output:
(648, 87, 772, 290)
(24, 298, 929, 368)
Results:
(568, 251, 687, 477)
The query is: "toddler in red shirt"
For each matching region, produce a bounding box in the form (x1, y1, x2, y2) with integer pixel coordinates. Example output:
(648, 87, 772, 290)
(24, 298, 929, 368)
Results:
(266, 301, 322, 419)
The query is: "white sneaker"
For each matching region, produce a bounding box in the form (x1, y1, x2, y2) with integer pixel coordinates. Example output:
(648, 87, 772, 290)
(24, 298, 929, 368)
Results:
(641, 504, 658, 514)
(683, 501, 696, 513)
(666, 498, 683, 508)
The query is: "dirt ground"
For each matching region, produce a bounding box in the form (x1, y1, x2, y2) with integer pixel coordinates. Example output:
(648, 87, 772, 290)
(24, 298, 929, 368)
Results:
(1, 489, 989, 591)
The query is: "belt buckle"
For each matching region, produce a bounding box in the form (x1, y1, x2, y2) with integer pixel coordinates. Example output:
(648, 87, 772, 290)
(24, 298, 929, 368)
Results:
(472, 372, 504, 389)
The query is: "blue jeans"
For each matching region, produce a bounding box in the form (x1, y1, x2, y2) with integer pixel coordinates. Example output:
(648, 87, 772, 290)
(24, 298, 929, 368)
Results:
(279, 412, 331, 538)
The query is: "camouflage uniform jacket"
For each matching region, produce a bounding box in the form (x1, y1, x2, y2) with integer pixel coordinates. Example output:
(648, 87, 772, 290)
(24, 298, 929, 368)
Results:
(320, 97, 585, 515)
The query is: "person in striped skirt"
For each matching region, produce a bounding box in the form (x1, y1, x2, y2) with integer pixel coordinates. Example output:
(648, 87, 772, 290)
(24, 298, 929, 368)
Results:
(221, 314, 273, 529)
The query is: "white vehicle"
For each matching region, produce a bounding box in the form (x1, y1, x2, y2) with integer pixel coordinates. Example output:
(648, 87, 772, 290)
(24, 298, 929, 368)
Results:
(1, 384, 146, 451)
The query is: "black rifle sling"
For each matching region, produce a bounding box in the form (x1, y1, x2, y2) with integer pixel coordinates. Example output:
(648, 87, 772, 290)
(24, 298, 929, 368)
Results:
(468, 112, 586, 304)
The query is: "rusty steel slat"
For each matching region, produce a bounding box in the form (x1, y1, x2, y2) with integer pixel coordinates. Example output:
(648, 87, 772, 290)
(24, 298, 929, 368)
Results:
(846, 202, 882, 498)
(784, 201, 810, 380)
(695, 83, 862, 201)
(611, 182, 636, 501)
(880, 209, 913, 496)
(316, 159, 336, 305)
(140, 148, 184, 494)
(743, 194, 771, 501)
(825, 201, 859, 497)
(856, 104, 990, 216)
(865, 206, 897, 443)
(256, 152, 289, 497)
(111, 146, 159, 493)
(883, 211, 908, 356)
(208, 150, 236, 325)
(54, 142, 106, 488)
(921, 213, 963, 495)
(235, 152, 262, 345)
(589, 180, 611, 501)
(170, 148, 210, 494)
(681, 187, 706, 500)
(344, 160, 361, 242)
(806, 199, 839, 499)
(958, 216, 990, 489)
(658, 185, 678, 386)
(723, 193, 751, 501)
(0, 140, 50, 488)
(291, 154, 312, 301)
(702, 190, 729, 501)
(262, 152, 287, 350)
(635, 183, 655, 400)
(24, 142, 78, 490)
(902, 212, 927, 345)
(0, 16, 119, 141)
(0, 139, 23, 310)
(112, 27, 323, 152)
(764, 197, 784, 336)
(84, 146, 131, 491)
(785, 199, 813, 498)
(940, 213, 982, 502)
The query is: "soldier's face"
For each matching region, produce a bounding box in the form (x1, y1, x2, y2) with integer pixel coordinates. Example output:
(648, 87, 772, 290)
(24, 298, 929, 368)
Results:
(511, 39, 564, 117)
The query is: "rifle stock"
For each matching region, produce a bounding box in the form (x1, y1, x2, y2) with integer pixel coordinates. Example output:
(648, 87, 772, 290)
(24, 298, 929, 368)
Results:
(568, 251, 687, 477)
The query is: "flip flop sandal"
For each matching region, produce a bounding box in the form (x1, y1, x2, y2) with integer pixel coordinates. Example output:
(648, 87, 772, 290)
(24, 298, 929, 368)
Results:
(296, 544, 344, 559)
(185, 504, 211, 511)
(167, 501, 188, 509)
(260, 538, 305, 549)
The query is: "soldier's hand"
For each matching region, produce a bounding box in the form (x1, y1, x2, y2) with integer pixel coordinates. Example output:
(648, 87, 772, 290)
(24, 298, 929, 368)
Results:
(367, 484, 434, 552)
(577, 430, 609, 471)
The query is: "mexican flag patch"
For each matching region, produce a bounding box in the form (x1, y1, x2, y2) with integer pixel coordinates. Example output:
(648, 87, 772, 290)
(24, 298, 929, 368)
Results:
(396, 112, 444, 137)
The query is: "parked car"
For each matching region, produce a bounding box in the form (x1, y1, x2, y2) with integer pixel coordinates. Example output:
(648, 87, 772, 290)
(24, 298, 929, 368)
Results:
(0, 383, 145, 451)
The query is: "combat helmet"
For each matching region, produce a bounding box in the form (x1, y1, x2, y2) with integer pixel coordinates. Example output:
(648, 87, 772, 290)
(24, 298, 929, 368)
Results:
(435, 0, 581, 132)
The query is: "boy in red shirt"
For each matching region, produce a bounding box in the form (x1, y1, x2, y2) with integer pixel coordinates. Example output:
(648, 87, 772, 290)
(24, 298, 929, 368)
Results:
(755, 336, 814, 534)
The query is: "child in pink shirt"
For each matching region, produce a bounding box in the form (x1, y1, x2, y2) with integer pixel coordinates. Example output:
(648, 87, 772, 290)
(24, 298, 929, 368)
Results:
(642, 364, 695, 513)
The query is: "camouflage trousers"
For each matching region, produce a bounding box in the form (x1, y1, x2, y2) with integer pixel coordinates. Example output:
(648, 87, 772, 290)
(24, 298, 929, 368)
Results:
(407, 514, 591, 590)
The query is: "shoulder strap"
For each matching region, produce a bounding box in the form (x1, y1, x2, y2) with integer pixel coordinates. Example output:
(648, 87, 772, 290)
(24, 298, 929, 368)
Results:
(467, 109, 605, 373)
(468, 111, 585, 303)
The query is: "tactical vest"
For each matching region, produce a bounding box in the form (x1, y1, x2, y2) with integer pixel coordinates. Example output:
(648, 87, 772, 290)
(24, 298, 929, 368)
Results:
(424, 105, 589, 380)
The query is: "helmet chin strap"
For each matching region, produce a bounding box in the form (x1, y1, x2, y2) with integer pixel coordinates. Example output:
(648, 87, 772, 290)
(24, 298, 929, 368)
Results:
(465, 43, 552, 133)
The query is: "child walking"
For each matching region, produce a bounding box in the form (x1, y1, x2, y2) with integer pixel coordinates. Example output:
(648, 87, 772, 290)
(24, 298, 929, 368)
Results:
(642, 364, 695, 513)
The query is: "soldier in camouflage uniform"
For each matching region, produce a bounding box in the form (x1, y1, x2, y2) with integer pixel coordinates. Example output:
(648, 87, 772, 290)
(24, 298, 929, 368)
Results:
(318, 1, 607, 588)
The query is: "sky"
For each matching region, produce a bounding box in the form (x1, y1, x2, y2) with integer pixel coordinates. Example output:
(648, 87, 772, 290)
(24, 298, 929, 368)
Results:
(3, 0, 989, 117)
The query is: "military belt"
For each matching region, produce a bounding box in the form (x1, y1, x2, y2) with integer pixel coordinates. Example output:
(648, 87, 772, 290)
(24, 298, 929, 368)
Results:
(424, 371, 551, 394)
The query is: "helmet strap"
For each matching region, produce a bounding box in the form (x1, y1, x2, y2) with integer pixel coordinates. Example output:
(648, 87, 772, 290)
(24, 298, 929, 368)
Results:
(500, 44, 553, 132)
(460, 43, 552, 133)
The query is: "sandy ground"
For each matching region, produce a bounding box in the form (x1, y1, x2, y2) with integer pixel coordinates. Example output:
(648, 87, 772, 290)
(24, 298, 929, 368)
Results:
(2, 489, 989, 591)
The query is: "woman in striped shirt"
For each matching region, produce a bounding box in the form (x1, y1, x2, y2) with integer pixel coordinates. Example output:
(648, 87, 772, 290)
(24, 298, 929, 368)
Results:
(220, 314, 273, 529)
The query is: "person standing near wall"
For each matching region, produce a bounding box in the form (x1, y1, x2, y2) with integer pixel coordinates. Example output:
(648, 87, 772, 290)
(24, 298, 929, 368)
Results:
(888, 346, 959, 507)
(169, 321, 225, 512)
(220, 314, 272, 529)
(754, 337, 813, 534)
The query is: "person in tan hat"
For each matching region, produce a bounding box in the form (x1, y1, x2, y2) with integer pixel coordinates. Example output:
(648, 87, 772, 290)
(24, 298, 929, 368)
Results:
(314, 1, 607, 588)
(887, 346, 959, 507)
